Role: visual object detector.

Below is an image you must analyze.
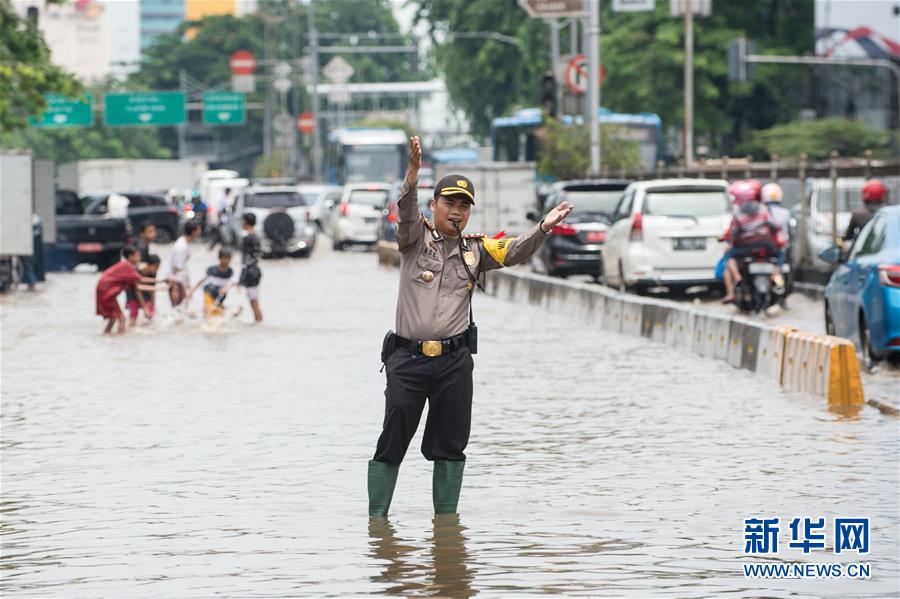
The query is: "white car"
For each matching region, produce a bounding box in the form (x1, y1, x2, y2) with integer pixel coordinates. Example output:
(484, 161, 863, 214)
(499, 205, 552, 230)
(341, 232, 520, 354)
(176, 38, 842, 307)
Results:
(231, 184, 318, 258)
(602, 178, 731, 292)
(330, 182, 392, 250)
(302, 184, 343, 232)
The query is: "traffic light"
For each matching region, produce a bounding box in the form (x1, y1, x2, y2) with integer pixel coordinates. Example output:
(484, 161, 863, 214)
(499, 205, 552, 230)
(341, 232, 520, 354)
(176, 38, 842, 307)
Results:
(540, 71, 557, 118)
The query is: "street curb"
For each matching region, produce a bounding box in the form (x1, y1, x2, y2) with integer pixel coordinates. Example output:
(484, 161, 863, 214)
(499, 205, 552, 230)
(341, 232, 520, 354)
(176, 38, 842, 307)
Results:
(487, 268, 867, 412)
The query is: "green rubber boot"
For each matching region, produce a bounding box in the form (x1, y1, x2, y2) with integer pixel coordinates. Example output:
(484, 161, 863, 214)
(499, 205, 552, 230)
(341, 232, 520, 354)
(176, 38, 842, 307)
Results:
(368, 460, 399, 518)
(432, 460, 465, 514)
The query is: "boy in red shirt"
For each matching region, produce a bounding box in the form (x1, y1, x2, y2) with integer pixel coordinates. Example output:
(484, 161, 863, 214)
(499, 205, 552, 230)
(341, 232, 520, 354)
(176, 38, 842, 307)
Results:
(96, 245, 155, 334)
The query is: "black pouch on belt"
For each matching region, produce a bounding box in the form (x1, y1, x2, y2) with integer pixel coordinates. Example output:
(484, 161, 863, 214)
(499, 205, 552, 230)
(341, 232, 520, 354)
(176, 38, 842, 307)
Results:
(467, 322, 478, 354)
(381, 330, 396, 366)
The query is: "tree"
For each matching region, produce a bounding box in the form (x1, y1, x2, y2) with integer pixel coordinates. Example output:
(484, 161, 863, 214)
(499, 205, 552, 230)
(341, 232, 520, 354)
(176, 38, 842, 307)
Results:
(537, 117, 641, 180)
(744, 118, 890, 160)
(129, 0, 419, 158)
(414, 0, 549, 138)
(416, 0, 816, 154)
(0, 0, 81, 131)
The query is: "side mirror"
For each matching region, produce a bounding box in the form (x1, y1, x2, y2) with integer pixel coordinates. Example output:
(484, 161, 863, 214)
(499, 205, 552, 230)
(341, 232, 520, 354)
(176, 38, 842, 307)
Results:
(324, 199, 335, 210)
(526, 211, 538, 222)
(818, 246, 843, 264)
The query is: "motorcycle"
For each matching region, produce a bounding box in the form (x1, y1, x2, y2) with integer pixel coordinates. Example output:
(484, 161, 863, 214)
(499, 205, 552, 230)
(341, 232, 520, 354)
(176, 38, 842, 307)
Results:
(736, 249, 787, 314)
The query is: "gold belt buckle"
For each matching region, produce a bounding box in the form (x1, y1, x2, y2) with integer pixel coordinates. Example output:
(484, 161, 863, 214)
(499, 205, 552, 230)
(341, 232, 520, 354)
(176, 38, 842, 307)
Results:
(421, 340, 443, 357)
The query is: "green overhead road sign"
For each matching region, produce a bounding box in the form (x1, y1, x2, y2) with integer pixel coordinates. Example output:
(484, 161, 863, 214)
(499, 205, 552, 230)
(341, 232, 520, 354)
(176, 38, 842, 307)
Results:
(29, 94, 94, 128)
(202, 91, 246, 125)
(104, 92, 185, 126)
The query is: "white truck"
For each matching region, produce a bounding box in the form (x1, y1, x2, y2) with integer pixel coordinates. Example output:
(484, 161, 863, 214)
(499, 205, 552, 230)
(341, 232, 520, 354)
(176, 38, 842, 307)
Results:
(0, 153, 35, 291)
(433, 161, 538, 237)
(58, 159, 209, 195)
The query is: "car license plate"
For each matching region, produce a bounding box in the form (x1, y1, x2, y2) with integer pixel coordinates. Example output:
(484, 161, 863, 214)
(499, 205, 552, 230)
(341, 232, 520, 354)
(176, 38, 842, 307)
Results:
(77, 242, 103, 253)
(748, 262, 776, 274)
(585, 231, 606, 243)
(364, 216, 377, 223)
(672, 237, 705, 251)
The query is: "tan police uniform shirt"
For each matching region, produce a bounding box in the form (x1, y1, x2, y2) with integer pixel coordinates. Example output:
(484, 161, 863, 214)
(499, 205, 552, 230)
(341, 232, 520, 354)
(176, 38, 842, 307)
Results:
(394, 180, 550, 341)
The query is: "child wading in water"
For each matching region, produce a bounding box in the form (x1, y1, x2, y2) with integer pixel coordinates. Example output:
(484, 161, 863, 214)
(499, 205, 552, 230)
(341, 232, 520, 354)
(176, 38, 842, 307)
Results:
(95, 246, 158, 334)
(239, 213, 263, 322)
(190, 249, 236, 318)
(125, 255, 163, 327)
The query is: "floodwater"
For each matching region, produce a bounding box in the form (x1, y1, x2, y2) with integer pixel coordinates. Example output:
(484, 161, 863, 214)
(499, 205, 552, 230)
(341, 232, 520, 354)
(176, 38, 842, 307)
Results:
(2, 239, 898, 597)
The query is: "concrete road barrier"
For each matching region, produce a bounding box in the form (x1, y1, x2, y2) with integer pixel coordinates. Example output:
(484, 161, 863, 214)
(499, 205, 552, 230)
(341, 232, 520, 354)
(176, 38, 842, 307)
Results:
(486, 268, 868, 411)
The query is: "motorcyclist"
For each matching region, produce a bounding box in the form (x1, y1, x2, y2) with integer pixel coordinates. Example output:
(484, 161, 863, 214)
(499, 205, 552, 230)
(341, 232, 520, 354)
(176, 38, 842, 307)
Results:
(720, 179, 783, 304)
(762, 182, 791, 267)
(843, 179, 886, 245)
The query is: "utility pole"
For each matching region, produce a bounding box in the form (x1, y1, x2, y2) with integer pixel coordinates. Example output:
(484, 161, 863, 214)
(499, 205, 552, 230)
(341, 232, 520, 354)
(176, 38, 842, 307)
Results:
(549, 18, 561, 117)
(587, 0, 601, 175)
(308, 0, 321, 181)
(683, 0, 694, 168)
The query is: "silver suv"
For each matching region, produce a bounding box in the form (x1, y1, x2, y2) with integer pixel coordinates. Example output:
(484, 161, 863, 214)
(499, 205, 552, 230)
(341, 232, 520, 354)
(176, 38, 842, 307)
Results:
(231, 184, 318, 258)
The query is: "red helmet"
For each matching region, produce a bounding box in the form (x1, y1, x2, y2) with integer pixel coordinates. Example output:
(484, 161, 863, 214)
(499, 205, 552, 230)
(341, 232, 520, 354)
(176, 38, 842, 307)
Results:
(728, 179, 762, 205)
(862, 179, 886, 203)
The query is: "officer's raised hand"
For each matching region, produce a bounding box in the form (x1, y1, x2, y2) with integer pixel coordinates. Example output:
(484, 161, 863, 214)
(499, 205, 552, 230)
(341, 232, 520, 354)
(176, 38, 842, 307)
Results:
(540, 201, 575, 233)
(407, 136, 421, 183)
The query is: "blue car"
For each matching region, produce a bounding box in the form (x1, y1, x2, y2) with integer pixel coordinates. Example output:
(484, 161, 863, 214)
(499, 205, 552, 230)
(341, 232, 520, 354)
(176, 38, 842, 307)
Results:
(822, 205, 900, 363)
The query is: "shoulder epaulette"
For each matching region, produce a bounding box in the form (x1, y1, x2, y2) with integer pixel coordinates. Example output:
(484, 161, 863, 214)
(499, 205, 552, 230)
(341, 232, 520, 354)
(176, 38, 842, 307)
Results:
(463, 233, 486, 240)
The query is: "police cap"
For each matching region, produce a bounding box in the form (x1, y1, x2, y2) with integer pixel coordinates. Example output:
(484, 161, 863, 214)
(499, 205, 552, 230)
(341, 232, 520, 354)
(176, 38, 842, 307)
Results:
(434, 174, 475, 205)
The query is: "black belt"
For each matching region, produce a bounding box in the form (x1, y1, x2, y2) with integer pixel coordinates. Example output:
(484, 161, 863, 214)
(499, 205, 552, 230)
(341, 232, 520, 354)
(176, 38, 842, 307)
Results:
(394, 332, 469, 357)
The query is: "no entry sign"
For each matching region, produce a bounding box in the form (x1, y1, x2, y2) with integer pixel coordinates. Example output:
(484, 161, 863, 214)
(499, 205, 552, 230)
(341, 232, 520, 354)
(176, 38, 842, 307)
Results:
(230, 50, 257, 75)
(297, 112, 315, 134)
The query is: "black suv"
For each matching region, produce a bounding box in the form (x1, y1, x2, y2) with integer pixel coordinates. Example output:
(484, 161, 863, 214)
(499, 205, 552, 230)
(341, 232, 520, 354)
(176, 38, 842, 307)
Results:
(81, 192, 180, 243)
(528, 180, 631, 280)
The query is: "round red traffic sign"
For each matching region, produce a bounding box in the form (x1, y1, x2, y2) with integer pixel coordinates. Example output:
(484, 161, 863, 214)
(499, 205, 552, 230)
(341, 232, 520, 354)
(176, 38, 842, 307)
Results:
(230, 50, 257, 75)
(564, 54, 605, 95)
(297, 112, 315, 134)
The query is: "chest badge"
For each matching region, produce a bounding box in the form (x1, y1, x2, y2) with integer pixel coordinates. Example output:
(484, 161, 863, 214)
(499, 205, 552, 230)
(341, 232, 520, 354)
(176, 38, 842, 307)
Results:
(421, 270, 434, 283)
(463, 251, 476, 266)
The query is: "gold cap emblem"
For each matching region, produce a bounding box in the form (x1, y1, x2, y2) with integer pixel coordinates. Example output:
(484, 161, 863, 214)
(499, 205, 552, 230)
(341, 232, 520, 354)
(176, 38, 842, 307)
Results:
(457, 179, 468, 188)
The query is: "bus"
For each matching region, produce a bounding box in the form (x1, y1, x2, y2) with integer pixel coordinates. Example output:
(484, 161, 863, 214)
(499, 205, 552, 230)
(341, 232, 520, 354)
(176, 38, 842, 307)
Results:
(324, 128, 408, 185)
(491, 107, 664, 171)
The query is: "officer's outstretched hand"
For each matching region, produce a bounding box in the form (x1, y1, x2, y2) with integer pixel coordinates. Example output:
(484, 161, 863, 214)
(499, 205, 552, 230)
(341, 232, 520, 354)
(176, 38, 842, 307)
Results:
(540, 201, 575, 233)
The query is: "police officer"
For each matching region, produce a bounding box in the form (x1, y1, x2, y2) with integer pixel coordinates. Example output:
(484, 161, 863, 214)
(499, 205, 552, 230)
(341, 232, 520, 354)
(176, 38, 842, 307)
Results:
(367, 136, 574, 518)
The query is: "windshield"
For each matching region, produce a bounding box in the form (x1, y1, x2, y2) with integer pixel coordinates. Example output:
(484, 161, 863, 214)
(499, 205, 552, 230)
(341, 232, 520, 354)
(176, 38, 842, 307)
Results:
(815, 188, 862, 213)
(245, 192, 307, 209)
(345, 145, 403, 182)
(643, 189, 728, 218)
(561, 190, 623, 220)
(348, 190, 389, 207)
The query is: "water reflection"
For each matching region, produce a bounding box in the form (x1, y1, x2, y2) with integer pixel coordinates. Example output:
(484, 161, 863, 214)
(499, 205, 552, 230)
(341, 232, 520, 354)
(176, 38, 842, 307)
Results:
(368, 515, 473, 597)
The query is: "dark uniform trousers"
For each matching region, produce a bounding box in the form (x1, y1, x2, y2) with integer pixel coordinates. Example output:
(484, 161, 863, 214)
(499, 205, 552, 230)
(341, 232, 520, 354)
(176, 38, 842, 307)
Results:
(373, 346, 474, 466)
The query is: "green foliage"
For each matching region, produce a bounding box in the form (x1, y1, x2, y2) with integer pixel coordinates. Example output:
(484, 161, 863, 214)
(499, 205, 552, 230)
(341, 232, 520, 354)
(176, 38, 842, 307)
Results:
(418, 0, 816, 154)
(0, 123, 170, 163)
(349, 117, 416, 139)
(744, 118, 890, 160)
(415, 0, 550, 138)
(253, 148, 291, 178)
(537, 117, 641, 180)
(0, 0, 81, 131)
